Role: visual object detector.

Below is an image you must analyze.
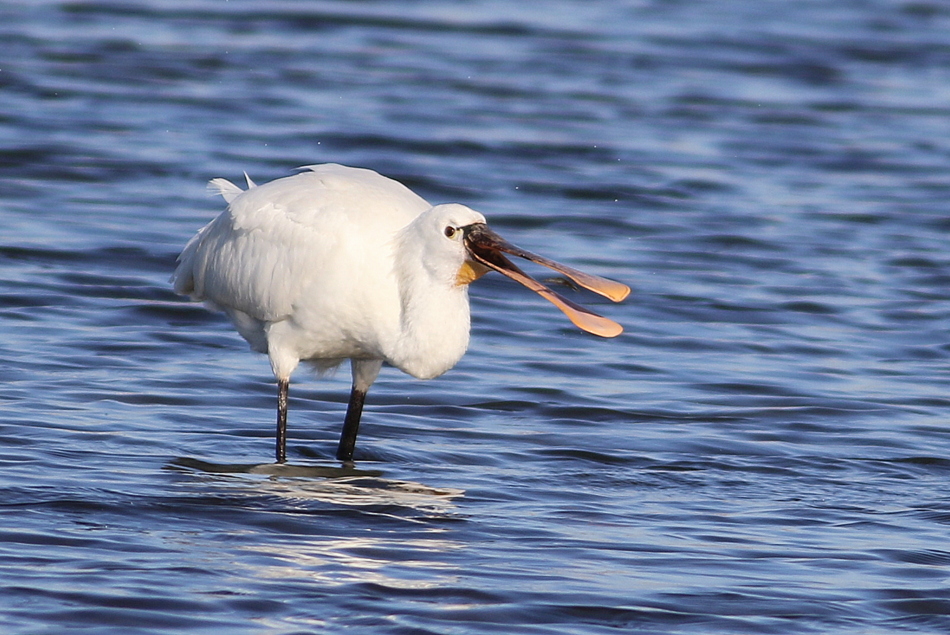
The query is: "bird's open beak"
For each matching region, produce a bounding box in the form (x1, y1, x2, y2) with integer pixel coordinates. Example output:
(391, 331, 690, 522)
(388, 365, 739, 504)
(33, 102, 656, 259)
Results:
(462, 223, 630, 338)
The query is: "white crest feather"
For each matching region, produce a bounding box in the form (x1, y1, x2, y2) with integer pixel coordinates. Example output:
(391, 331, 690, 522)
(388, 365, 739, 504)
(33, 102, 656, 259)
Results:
(208, 178, 244, 203)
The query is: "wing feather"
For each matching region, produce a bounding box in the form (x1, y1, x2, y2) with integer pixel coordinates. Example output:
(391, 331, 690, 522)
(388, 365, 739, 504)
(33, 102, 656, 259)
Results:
(173, 164, 431, 325)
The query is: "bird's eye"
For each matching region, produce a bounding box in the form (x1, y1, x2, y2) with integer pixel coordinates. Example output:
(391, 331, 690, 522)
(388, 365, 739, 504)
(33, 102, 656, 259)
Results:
(444, 226, 457, 239)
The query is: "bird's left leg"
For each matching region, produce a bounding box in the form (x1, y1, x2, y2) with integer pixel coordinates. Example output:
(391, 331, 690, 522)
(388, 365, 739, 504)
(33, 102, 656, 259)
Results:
(336, 358, 383, 463)
(275, 378, 289, 463)
(265, 327, 300, 464)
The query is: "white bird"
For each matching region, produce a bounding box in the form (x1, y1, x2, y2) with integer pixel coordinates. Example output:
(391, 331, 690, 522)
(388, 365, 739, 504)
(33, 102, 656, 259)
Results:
(173, 164, 629, 463)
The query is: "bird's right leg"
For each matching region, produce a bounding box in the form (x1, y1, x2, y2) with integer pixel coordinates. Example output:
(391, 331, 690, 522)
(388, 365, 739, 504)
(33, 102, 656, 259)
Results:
(336, 359, 383, 463)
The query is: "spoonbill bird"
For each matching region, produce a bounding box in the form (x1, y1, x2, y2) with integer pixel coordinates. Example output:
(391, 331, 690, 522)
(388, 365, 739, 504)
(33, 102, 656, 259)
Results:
(173, 164, 629, 463)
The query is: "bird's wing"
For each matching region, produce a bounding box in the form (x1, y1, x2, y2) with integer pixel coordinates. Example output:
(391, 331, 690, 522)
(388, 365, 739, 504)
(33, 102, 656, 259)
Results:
(173, 165, 430, 323)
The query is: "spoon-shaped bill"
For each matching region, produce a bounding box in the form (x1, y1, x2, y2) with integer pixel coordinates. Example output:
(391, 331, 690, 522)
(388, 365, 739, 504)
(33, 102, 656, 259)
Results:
(463, 224, 625, 338)
(464, 224, 630, 303)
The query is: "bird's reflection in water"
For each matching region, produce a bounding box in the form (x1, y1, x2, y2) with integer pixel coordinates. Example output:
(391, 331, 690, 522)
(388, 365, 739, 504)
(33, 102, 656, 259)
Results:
(167, 457, 464, 513)
(167, 458, 465, 590)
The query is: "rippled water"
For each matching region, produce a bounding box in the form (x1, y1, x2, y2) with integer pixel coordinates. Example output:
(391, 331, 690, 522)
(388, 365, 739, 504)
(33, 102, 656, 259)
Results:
(3, 1, 950, 633)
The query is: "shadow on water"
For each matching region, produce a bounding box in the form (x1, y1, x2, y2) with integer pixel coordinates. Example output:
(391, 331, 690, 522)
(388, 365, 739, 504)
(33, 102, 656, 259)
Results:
(168, 456, 384, 478)
(167, 457, 465, 511)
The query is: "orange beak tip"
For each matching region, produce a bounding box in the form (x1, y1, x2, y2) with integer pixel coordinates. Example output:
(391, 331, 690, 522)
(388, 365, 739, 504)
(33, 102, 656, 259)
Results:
(585, 319, 624, 339)
(560, 306, 624, 338)
(610, 283, 631, 303)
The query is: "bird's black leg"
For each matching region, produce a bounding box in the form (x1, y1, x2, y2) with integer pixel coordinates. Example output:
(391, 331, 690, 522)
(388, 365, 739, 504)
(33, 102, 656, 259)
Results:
(335, 359, 382, 464)
(336, 385, 367, 463)
(275, 378, 289, 463)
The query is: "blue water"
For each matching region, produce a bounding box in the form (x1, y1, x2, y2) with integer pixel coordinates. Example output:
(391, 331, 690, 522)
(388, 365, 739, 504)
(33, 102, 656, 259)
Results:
(3, 0, 950, 633)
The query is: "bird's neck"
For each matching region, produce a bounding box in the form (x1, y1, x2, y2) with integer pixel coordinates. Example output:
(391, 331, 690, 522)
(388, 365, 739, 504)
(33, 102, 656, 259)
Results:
(386, 227, 472, 379)
(390, 277, 472, 380)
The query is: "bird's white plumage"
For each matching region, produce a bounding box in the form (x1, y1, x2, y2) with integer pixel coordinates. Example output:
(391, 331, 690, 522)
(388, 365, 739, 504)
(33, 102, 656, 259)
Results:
(173, 163, 485, 384)
(174, 162, 630, 463)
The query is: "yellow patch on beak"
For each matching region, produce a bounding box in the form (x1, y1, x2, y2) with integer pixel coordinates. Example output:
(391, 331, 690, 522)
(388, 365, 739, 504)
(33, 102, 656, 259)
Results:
(456, 260, 490, 286)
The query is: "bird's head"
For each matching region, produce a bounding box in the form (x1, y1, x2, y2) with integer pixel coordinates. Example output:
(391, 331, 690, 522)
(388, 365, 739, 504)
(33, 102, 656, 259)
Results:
(415, 204, 629, 339)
